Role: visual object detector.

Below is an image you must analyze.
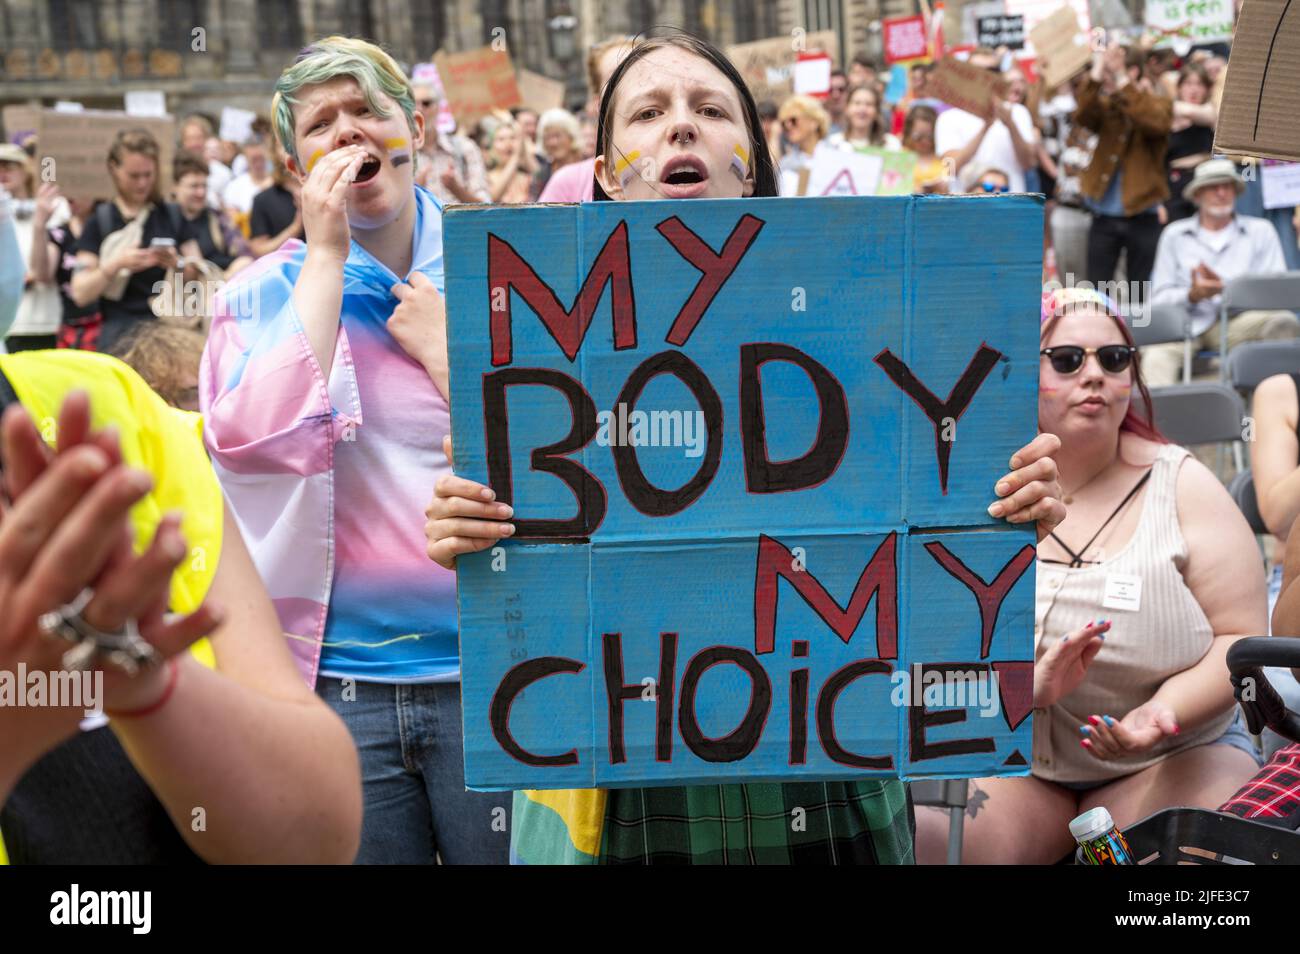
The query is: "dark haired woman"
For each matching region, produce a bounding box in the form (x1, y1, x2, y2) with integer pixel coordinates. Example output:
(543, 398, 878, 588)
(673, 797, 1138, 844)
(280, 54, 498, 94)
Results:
(425, 32, 1066, 865)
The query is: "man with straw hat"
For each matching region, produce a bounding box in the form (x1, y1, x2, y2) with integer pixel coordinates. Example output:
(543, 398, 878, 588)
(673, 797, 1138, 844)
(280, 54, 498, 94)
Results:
(1145, 158, 1297, 386)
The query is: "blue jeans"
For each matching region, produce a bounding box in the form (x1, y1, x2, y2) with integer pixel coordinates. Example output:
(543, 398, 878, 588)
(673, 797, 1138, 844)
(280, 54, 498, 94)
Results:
(317, 677, 510, 864)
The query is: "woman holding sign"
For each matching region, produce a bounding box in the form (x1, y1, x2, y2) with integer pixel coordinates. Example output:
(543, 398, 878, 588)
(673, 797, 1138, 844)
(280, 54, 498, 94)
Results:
(201, 37, 507, 865)
(425, 32, 1067, 865)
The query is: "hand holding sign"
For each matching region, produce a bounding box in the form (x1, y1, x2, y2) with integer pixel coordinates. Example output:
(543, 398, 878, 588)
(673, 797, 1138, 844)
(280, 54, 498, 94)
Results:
(990, 433, 1065, 539)
(424, 434, 514, 570)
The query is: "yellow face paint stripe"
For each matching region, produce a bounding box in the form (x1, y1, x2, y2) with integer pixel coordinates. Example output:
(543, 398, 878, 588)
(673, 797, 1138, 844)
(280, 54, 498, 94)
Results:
(305, 149, 324, 173)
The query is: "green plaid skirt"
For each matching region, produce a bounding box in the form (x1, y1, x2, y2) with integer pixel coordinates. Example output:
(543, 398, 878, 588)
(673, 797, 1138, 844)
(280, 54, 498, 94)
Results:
(512, 780, 914, 865)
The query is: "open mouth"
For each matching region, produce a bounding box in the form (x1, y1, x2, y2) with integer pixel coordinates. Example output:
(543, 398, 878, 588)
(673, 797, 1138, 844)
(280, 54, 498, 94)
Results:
(661, 157, 709, 187)
(664, 167, 705, 185)
(353, 155, 381, 184)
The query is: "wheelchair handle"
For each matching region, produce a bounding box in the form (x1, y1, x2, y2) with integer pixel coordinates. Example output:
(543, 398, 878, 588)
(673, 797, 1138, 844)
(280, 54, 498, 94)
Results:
(1227, 637, 1300, 745)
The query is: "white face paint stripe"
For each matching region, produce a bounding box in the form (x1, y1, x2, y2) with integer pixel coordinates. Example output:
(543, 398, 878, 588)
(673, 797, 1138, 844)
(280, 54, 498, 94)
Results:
(730, 143, 749, 181)
(615, 150, 642, 189)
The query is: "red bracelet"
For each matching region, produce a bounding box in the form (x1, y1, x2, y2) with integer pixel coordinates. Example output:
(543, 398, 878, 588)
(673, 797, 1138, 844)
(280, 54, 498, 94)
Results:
(105, 657, 180, 719)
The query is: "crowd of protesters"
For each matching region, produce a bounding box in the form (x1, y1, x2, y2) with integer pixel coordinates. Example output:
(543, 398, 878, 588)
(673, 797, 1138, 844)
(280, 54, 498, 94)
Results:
(0, 19, 1299, 867)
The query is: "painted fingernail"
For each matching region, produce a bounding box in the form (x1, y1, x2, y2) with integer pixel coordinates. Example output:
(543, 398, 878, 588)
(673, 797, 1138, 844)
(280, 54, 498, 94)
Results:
(1097, 633, 1106, 640)
(995, 480, 1010, 495)
(1061, 635, 1069, 643)
(1173, 724, 1181, 735)
(1080, 725, 1090, 735)
(1081, 739, 1092, 748)
(1088, 715, 1100, 726)
(1103, 715, 1116, 727)
(987, 502, 1004, 516)
(497, 504, 513, 517)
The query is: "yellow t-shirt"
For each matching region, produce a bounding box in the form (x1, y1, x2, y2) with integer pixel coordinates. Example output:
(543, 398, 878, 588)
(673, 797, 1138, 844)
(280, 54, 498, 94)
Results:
(0, 350, 224, 864)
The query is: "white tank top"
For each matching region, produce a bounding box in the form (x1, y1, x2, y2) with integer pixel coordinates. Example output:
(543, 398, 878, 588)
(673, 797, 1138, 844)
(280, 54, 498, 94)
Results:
(1033, 443, 1233, 782)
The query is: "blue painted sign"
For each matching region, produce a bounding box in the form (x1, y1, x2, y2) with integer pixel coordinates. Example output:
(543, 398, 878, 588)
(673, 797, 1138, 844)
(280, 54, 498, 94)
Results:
(445, 194, 1044, 790)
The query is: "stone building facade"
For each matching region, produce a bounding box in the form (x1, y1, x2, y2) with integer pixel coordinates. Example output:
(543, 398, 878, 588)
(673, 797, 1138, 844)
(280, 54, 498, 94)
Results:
(2, 0, 916, 120)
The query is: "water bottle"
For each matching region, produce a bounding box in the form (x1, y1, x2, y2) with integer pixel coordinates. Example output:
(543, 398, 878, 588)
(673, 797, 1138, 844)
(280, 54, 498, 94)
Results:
(1070, 806, 1134, 865)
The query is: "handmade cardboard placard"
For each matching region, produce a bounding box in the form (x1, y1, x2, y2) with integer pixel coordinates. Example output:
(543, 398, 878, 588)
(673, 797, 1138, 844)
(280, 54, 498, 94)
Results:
(1144, 0, 1234, 46)
(927, 56, 1004, 118)
(782, 145, 917, 197)
(434, 46, 523, 129)
(727, 31, 839, 104)
(1215, 0, 1300, 162)
(1029, 5, 1093, 90)
(30, 109, 175, 202)
(517, 68, 567, 114)
(445, 195, 1042, 791)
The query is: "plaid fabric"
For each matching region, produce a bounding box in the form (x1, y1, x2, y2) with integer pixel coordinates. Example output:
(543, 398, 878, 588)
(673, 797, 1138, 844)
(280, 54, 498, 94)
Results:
(599, 781, 914, 865)
(1220, 744, 1300, 827)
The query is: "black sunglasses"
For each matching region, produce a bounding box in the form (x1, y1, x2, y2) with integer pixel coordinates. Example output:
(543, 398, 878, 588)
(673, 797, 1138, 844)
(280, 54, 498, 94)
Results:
(1040, 345, 1137, 375)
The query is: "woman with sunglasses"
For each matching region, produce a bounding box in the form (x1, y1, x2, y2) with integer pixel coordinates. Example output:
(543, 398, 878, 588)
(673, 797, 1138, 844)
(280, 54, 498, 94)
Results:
(916, 287, 1267, 864)
(775, 95, 830, 177)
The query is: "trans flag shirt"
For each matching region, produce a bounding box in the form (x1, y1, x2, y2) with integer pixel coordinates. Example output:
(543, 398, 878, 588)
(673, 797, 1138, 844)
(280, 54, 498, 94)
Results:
(201, 185, 458, 685)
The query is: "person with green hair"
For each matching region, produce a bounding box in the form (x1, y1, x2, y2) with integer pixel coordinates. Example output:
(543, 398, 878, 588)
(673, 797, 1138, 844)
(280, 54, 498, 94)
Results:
(201, 36, 507, 863)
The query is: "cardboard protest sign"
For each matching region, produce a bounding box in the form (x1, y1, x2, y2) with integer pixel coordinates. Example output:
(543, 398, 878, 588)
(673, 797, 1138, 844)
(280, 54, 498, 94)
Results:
(444, 195, 1043, 790)
(517, 68, 566, 114)
(218, 106, 257, 144)
(33, 109, 175, 202)
(727, 31, 839, 103)
(1261, 161, 1300, 209)
(927, 56, 1004, 118)
(1215, 0, 1300, 162)
(793, 52, 833, 96)
(978, 14, 1027, 49)
(1, 105, 40, 145)
(782, 146, 918, 197)
(434, 46, 523, 129)
(1144, 0, 1234, 46)
(1029, 5, 1093, 89)
(884, 15, 931, 64)
(124, 90, 168, 118)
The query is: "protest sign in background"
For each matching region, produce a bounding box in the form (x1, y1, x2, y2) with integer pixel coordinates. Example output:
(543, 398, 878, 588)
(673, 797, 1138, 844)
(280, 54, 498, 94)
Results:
(977, 14, 1027, 49)
(1006, 0, 1092, 60)
(517, 68, 566, 114)
(926, 56, 1004, 118)
(1144, 0, 1234, 46)
(433, 46, 522, 129)
(1215, 0, 1300, 162)
(1030, 5, 1093, 89)
(445, 195, 1043, 790)
(884, 14, 931, 63)
(28, 109, 175, 201)
(727, 31, 839, 103)
(782, 146, 917, 197)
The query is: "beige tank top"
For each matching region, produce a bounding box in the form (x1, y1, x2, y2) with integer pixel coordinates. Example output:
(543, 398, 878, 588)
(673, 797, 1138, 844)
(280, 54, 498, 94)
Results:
(1033, 443, 1233, 782)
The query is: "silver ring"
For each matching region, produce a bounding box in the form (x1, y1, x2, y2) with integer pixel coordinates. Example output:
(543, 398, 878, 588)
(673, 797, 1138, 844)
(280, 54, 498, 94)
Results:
(38, 588, 162, 677)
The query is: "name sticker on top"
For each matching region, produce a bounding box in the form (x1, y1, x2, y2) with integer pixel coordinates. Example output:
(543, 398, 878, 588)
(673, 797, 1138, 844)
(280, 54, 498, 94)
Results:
(1102, 573, 1142, 612)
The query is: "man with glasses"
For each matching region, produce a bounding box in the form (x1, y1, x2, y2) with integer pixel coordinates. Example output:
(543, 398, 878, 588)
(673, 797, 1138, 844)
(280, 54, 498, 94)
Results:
(411, 82, 490, 205)
(1143, 158, 1296, 386)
